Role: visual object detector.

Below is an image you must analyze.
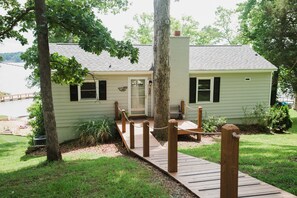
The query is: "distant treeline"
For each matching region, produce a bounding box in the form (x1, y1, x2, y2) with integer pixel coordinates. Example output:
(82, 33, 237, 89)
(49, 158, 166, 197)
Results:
(0, 52, 23, 62)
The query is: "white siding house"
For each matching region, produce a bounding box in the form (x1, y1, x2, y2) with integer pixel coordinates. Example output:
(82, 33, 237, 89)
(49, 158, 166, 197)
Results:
(50, 37, 276, 143)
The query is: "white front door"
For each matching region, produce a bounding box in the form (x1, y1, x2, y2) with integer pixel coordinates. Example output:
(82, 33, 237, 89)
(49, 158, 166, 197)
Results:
(128, 78, 148, 116)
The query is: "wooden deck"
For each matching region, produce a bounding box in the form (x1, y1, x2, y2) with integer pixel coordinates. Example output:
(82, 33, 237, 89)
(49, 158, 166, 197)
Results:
(116, 119, 296, 198)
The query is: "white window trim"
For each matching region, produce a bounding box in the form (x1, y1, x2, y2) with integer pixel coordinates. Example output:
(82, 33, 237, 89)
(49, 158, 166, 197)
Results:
(78, 80, 99, 101)
(196, 77, 214, 103)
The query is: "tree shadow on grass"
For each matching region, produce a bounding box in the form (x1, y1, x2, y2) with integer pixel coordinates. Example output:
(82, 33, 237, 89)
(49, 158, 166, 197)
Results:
(0, 142, 22, 157)
(20, 154, 44, 161)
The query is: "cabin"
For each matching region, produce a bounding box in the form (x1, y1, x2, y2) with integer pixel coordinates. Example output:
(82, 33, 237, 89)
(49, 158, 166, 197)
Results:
(50, 36, 277, 143)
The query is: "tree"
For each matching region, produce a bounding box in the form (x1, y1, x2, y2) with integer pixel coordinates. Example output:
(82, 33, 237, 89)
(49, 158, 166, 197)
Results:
(124, 13, 153, 44)
(0, 0, 138, 161)
(125, 13, 222, 45)
(196, 26, 221, 45)
(214, 6, 241, 45)
(153, 0, 170, 140)
(238, 0, 297, 106)
(171, 16, 199, 44)
(34, 0, 61, 161)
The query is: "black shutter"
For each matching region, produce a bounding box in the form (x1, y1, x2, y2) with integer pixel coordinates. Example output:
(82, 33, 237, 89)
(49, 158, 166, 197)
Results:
(99, 80, 107, 100)
(213, 77, 220, 103)
(70, 85, 78, 101)
(189, 78, 197, 103)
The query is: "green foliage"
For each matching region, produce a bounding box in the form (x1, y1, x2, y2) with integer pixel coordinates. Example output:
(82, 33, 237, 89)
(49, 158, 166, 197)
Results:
(124, 8, 242, 45)
(202, 116, 227, 132)
(267, 103, 293, 132)
(238, 0, 297, 96)
(124, 13, 153, 44)
(0, 52, 22, 62)
(77, 118, 115, 145)
(279, 66, 297, 96)
(124, 12, 222, 45)
(1, 0, 139, 87)
(242, 103, 269, 126)
(21, 46, 89, 85)
(27, 96, 45, 143)
(214, 6, 242, 44)
(197, 26, 221, 45)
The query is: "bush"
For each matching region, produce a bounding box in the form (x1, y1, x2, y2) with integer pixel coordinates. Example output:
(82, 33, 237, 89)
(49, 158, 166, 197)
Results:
(27, 96, 45, 145)
(242, 103, 268, 126)
(203, 116, 227, 132)
(267, 103, 292, 132)
(77, 118, 115, 145)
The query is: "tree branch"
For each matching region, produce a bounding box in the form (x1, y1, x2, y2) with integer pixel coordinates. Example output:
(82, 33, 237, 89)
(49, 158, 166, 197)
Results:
(0, 6, 34, 37)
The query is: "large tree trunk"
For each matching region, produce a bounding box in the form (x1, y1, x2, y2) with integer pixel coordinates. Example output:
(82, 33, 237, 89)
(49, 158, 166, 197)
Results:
(270, 70, 279, 106)
(153, 0, 170, 140)
(34, 0, 62, 161)
(293, 93, 297, 111)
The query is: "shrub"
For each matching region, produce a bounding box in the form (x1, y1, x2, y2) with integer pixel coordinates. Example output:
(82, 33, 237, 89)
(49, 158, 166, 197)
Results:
(267, 103, 292, 132)
(77, 118, 114, 145)
(203, 116, 227, 132)
(242, 103, 268, 126)
(27, 96, 45, 145)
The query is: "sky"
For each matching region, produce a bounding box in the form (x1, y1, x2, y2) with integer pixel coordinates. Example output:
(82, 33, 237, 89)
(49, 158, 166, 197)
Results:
(0, 0, 246, 53)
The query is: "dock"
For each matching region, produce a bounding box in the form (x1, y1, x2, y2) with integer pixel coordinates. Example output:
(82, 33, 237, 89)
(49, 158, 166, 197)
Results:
(0, 93, 35, 103)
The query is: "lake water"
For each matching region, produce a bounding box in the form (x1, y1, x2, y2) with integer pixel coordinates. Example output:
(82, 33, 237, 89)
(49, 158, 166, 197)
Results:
(0, 63, 38, 117)
(0, 99, 33, 117)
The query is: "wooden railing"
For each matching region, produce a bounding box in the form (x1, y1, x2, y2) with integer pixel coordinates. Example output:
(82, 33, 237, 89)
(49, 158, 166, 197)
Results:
(169, 120, 240, 198)
(0, 93, 35, 102)
(115, 100, 240, 197)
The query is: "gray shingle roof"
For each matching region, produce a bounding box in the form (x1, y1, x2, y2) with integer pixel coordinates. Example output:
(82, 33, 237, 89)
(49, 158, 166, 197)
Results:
(189, 45, 276, 71)
(49, 43, 153, 72)
(49, 43, 276, 72)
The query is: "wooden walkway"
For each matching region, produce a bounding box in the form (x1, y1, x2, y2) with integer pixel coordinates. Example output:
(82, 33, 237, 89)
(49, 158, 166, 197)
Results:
(116, 119, 296, 198)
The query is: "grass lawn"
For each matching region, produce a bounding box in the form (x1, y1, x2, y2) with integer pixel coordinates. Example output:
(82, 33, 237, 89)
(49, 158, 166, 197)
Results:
(0, 135, 169, 198)
(179, 109, 297, 195)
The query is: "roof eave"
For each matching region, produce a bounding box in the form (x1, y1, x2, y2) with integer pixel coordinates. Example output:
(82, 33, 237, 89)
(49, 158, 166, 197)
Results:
(91, 71, 153, 75)
(189, 68, 277, 74)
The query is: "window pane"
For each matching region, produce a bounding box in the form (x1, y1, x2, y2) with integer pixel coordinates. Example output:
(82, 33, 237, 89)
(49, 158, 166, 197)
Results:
(81, 82, 96, 99)
(81, 91, 96, 99)
(198, 80, 210, 90)
(81, 82, 96, 90)
(198, 91, 210, 102)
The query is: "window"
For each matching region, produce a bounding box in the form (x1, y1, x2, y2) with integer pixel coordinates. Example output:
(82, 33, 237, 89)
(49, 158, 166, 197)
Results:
(74, 80, 107, 101)
(189, 77, 220, 104)
(80, 82, 97, 99)
(197, 78, 213, 102)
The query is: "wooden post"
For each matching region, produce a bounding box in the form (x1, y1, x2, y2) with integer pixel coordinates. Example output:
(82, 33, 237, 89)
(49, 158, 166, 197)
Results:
(115, 101, 119, 120)
(143, 120, 149, 157)
(197, 106, 203, 141)
(220, 124, 240, 198)
(121, 109, 126, 133)
(180, 100, 185, 115)
(130, 121, 135, 149)
(168, 119, 178, 173)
